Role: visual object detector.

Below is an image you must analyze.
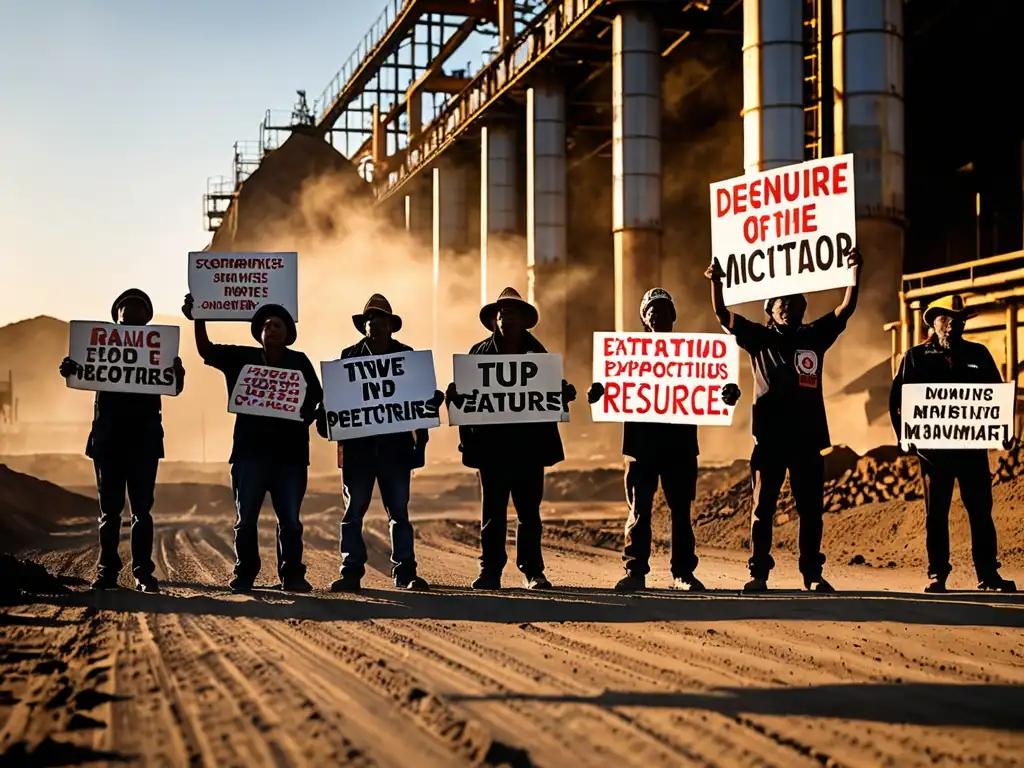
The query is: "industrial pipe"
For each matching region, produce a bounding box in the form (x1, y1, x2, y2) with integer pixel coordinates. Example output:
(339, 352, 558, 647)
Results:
(612, 7, 661, 332)
(742, 0, 805, 173)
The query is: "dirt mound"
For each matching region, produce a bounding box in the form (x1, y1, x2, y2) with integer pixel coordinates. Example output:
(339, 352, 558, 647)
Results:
(211, 130, 372, 252)
(0, 464, 95, 552)
(0, 554, 70, 605)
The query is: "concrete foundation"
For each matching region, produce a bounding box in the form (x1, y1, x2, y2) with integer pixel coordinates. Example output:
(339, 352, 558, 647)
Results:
(527, 84, 568, 351)
(612, 8, 662, 332)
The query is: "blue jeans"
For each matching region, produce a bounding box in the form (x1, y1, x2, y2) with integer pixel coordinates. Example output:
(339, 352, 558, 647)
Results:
(94, 456, 159, 580)
(230, 459, 308, 582)
(340, 461, 417, 584)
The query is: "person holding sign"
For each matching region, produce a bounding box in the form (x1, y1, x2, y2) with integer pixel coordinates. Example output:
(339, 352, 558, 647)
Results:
(445, 287, 576, 590)
(59, 288, 185, 593)
(587, 288, 742, 592)
(706, 248, 862, 594)
(183, 294, 322, 594)
(315, 294, 443, 593)
(888, 294, 1017, 593)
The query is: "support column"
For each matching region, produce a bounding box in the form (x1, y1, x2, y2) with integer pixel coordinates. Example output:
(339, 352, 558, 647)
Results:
(498, 0, 516, 48)
(833, 0, 906, 330)
(481, 123, 518, 306)
(404, 177, 432, 244)
(527, 85, 568, 351)
(433, 159, 468, 352)
(742, 0, 804, 172)
(612, 8, 661, 332)
(1007, 300, 1018, 383)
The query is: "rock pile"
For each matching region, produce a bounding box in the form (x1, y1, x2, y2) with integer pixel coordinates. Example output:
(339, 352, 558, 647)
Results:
(994, 441, 1024, 484)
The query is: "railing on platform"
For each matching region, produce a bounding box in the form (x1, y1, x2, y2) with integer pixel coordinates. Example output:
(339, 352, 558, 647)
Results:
(380, 0, 608, 202)
(315, 0, 414, 124)
(203, 176, 236, 233)
(886, 249, 1024, 380)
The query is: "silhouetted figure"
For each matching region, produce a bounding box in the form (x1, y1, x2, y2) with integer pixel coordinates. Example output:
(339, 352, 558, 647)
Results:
(889, 293, 1016, 593)
(588, 288, 741, 592)
(183, 294, 322, 594)
(315, 294, 443, 593)
(60, 289, 185, 593)
(706, 249, 862, 593)
(446, 287, 576, 590)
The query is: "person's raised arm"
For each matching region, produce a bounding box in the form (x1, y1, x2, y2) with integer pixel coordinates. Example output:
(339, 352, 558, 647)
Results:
(834, 248, 863, 322)
(182, 293, 214, 360)
(705, 260, 734, 329)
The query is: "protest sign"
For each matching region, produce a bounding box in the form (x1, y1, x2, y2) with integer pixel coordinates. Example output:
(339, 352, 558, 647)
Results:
(229, 365, 306, 421)
(448, 353, 565, 426)
(591, 332, 739, 426)
(188, 252, 299, 321)
(710, 154, 857, 306)
(66, 322, 180, 396)
(899, 383, 1016, 450)
(321, 350, 440, 441)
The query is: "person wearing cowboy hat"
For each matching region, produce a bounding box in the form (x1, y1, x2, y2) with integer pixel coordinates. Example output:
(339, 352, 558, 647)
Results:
(59, 288, 186, 593)
(587, 288, 743, 592)
(706, 248, 863, 594)
(445, 287, 577, 590)
(889, 293, 1016, 593)
(314, 294, 444, 593)
(183, 293, 322, 594)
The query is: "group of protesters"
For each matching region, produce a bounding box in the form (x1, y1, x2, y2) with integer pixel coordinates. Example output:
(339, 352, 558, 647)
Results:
(60, 247, 1017, 596)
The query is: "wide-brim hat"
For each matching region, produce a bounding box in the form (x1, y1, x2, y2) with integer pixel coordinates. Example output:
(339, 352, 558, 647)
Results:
(480, 287, 538, 331)
(251, 303, 297, 346)
(923, 294, 976, 326)
(764, 294, 807, 315)
(110, 288, 154, 324)
(352, 293, 403, 333)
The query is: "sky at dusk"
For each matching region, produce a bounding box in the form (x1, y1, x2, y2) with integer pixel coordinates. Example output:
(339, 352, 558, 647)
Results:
(0, 0, 408, 326)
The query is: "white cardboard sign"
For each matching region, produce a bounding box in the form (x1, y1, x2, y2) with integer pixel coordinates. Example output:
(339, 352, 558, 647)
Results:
(900, 383, 1015, 450)
(66, 321, 180, 396)
(710, 154, 857, 307)
(448, 353, 566, 426)
(321, 350, 441, 441)
(188, 251, 298, 321)
(591, 332, 740, 426)
(229, 364, 306, 421)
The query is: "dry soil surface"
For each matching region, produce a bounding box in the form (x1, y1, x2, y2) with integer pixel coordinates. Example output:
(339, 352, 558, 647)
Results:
(2, 490, 1023, 768)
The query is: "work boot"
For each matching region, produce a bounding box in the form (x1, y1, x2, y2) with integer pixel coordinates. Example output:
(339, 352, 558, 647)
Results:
(281, 575, 313, 593)
(804, 577, 835, 594)
(330, 575, 361, 593)
(471, 574, 502, 590)
(924, 577, 948, 594)
(91, 574, 119, 591)
(134, 575, 160, 594)
(978, 575, 1017, 593)
(614, 573, 646, 592)
(229, 576, 254, 594)
(673, 574, 706, 592)
(397, 576, 429, 591)
(524, 574, 552, 590)
(743, 577, 768, 593)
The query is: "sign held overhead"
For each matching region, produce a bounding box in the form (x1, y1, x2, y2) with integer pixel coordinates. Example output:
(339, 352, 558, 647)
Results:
(188, 251, 299, 321)
(710, 154, 857, 307)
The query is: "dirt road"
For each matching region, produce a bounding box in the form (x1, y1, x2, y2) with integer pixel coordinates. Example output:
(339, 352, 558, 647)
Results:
(3, 499, 1023, 767)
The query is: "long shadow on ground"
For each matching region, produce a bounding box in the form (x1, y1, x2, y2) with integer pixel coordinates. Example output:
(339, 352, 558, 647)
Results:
(39, 584, 1024, 628)
(445, 682, 1024, 731)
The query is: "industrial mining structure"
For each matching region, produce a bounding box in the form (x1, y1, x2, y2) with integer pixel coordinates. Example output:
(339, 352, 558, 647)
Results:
(202, 0, 1024, 434)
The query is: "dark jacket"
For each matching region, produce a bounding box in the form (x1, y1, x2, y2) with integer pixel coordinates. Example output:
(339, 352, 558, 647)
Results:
(889, 336, 1003, 457)
(457, 332, 565, 470)
(339, 338, 429, 470)
(86, 392, 164, 461)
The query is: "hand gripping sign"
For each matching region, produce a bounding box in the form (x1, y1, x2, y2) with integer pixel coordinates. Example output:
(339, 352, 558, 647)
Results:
(710, 154, 857, 307)
(591, 332, 740, 426)
(448, 353, 566, 426)
(187, 252, 299, 321)
(66, 321, 180, 396)
(899, 383, 1016, 450)
(229, 364, 307, 421)
(321, 350, 441, 441)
